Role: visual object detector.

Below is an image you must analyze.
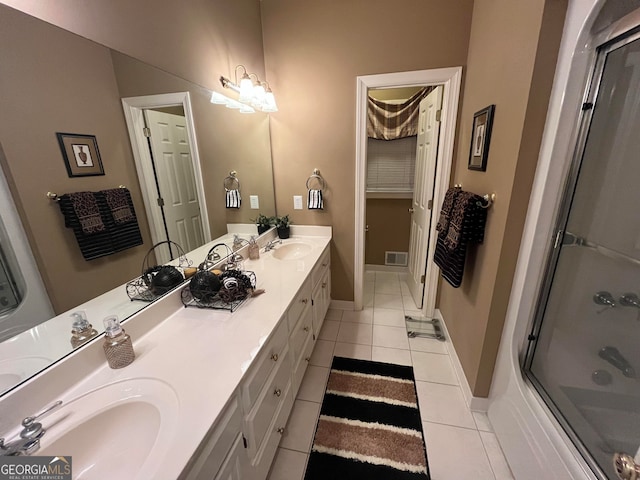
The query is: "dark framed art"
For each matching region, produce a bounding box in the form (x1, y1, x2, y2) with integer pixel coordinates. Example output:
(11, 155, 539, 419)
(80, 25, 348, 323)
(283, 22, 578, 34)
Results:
(56, 133, 104, 177)
(468, 105, 495, 172)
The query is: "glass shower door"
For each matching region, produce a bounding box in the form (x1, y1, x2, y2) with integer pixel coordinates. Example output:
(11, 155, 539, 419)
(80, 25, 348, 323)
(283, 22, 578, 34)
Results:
(524, 31, 640, 479)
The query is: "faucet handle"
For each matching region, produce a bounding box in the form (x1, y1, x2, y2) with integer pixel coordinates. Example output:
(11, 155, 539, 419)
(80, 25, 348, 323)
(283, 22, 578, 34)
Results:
(594, 291, 616, 314)
(20, 400, 62, 439)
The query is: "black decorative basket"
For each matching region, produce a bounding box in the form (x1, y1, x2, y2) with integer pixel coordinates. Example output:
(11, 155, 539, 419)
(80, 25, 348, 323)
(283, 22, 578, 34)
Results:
(126, 240, 192, 302)
(181, 270, 257, 312)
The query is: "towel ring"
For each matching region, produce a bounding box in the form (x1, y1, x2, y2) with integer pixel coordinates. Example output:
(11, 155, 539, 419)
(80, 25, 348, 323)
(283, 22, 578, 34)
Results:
(306, 169, 326, 190)
(224, 171, 240, 191)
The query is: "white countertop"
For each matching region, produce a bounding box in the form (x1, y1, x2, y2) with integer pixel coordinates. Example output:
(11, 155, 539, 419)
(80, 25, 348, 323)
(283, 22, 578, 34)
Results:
(1, 227, 331, 479)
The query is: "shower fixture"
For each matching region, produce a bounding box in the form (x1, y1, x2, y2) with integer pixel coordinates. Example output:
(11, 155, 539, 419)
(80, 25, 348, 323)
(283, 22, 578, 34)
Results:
(598, 346, 635, 378)
(593, 291, 616, 313)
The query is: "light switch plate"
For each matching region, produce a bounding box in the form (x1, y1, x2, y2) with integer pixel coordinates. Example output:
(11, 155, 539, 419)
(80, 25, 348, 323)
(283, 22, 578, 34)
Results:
(250, 195, 259, 209)
(293, 195, 303, 210)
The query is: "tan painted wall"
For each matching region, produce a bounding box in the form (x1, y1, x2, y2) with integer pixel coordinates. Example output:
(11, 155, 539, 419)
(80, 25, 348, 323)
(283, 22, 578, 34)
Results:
(365, 199, 412, 265)
(261, 0, 475, 301)
(438, 0, 567, 396)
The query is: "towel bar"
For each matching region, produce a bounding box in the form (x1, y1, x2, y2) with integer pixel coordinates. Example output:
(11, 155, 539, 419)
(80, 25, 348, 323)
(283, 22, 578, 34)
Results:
(47, 185, 127, 201)
(453, 184, 494, 209)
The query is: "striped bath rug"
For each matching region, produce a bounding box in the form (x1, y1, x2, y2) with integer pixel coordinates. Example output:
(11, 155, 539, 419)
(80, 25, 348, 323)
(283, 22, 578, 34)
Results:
(304, 356, 430, 479)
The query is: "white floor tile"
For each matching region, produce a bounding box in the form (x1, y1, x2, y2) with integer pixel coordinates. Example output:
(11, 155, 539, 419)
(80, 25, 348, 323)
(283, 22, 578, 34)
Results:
(375, 271, 399, 282)
(473, 411, 494, 432)
(372, 325, 410, 350)
(297, 366, 329, 402)
(374, 293, 404, 310)
(375, 280, 402, 295)
(363, 292, 374, 307)
(364, 271, 376, 283)
(404, 308, 424, 319)
(336, 322, 373, 345)
(480, 431, 514, 480)
(400, 281, 410, 295)
(341, 308, 373, 324)
(364, 282, 375, 294)
(318, 320, 340, 341)
(279, 400, 320, 453)
(373, 308, 406, 327)
(333, 342, 372, 360)
(402, 295, 419, 310)
(309, 339, 334, 367)
(372, 346, 412, 366)
(408, 336, 448, 354)
(423, 422, 495, 480)
(415, 381, 475, 429)
(267, 448, 307, 480)
(324, 309, 343, 321)
(411, 351, 458, 385)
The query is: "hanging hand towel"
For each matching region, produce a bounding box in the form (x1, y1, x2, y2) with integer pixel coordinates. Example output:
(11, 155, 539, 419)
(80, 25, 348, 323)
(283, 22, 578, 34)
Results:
(68, 192, 105, 234)
(226, 189, 241, 208)
(435, 187, 460, 235)
(308, 189, 323, 210)
(102, 188, 134, 224)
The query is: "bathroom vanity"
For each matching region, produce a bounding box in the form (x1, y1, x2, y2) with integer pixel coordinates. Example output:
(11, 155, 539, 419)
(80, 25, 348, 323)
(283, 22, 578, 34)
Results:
(0, 226, 331, 479)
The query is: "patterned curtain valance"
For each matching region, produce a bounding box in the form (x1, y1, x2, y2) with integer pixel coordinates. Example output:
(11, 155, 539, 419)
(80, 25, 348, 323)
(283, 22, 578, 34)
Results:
(367, 87, 434, 140)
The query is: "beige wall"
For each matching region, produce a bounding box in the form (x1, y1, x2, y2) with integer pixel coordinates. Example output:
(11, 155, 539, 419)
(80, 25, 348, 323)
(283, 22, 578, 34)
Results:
(261, 0, 475, 301)
(0, 6, 152, 313)
(365, 199, 412, 265)
(438, 0, 567, 396)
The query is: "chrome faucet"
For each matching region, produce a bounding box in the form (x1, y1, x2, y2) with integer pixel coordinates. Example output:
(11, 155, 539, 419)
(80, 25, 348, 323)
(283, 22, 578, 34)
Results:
(264, 239, 282, 252)
(0, 400, 62, 456)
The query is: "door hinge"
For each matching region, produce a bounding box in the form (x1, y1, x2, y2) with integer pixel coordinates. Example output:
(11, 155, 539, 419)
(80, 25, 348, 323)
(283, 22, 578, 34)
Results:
(553, 230, 564, 249)
(527, 334, 537, 341)
(427, 199, 433, 210)
(581, 102, 593, 111)
(157, 197, 165, 207)
(143, 127, 151, 137)
(435, 109, 442, 122)
(420, 275, 425, 284)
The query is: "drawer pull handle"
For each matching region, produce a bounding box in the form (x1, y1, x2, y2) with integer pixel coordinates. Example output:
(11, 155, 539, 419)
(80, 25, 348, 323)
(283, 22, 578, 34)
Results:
(322, 282, 327, 288)
(301, 298, 309, 304)
(271, 353, 279, 362)
(303, 326, 310, 332)
(322, 263, 328, 267)
(274, 388, 282, 397)
(277, 427, 285, 434)
(305, 357, 311, 362)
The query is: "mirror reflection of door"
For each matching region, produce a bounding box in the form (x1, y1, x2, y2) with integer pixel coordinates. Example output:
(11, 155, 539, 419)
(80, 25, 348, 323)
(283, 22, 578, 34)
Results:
(143, 108, 205, 263)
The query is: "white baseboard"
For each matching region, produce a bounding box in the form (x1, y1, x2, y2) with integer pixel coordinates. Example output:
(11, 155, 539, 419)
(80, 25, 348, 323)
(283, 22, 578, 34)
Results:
(330, 299, 354, 311)
(364, 264, 408, 274)
(435, 309, 489, 412)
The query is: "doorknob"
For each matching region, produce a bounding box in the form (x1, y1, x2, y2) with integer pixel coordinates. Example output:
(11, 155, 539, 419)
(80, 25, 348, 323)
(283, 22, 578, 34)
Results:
(408, 208, 415, 213)
(613, 453, 640, 479)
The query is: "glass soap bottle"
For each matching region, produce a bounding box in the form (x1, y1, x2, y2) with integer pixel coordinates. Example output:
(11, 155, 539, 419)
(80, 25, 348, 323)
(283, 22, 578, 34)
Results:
(103, 316, 135, 369)
(248, 235, 260, 260)
(70, 311, 98, 348)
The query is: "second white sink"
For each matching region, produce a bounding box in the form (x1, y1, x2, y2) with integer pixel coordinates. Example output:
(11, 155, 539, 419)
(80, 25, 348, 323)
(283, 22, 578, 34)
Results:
(271, 242, 313, 260)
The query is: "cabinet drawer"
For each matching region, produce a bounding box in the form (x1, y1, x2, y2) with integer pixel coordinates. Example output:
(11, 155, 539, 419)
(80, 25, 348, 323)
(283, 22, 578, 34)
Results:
(214, 433, 244, 480)
(311, 246, 330, 287)
(286, 279, 312, 331)
(246, 345, 291, 457)
(242, 317, 288, 411)
(292, 332, 315, 398)
(290, 306, 313, 362)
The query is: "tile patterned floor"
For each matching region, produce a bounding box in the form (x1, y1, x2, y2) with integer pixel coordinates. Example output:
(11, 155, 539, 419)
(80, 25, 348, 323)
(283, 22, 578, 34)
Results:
(267, 271, 514, 480)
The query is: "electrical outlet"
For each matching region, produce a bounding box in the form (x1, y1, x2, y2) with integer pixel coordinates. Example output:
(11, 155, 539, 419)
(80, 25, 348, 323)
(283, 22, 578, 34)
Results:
(250, 195, 259, 209)
(293, 195, 303, 210)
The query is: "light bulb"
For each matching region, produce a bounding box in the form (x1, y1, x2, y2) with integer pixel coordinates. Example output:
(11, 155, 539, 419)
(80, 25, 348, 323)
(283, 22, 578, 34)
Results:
(262, 91, 278, 112)
(239, 75, 254, 103)
(251, 84, 266, 108)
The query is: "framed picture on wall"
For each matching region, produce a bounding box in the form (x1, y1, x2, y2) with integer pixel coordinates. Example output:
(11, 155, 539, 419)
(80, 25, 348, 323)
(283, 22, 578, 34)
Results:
(468, 105, 495, 172)
(56, 132, 104, 177)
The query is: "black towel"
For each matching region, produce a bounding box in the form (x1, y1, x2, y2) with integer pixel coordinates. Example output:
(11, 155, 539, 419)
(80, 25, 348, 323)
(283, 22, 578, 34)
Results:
(58, 189, 143, 260)
(226, 189, 241, 208)
(433, 192, 487, 288)
(308, 189, 323, 209)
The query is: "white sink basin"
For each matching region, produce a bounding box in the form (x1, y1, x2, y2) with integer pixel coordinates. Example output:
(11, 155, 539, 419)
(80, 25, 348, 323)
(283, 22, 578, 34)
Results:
(39, 378, 179, 480)
(272, 242, 313, 260)
(0, 356, 53, 394)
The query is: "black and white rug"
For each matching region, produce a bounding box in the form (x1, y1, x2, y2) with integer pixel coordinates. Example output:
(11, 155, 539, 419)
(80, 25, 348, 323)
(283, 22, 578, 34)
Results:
(304, 356, 430, 479)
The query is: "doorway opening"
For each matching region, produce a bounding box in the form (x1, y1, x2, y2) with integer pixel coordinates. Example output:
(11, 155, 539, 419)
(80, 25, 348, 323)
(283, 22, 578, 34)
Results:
(354, 68, 462, 319)
(122, 92, 211, 264)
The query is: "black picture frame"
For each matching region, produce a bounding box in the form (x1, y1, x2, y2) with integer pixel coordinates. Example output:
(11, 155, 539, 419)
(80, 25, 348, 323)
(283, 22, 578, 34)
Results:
(468, 105, 495, 172)
(56, 132, 105, 177)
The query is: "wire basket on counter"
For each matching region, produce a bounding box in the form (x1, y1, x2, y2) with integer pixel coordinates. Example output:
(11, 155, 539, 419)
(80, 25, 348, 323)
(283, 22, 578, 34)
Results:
(181, 269, 257, 312)
(126, 240, 192, 302)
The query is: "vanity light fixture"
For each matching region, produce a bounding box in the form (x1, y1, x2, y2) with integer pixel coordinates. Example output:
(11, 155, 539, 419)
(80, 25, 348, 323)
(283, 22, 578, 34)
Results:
(218, 65, 278, 113)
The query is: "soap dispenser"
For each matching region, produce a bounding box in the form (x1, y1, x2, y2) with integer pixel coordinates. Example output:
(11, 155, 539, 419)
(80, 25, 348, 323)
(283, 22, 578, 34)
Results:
(103, 315, 135, 369)
(232, 234, 243, 252)
(70, 311, 98, 348)
(248, 235, 260, 260)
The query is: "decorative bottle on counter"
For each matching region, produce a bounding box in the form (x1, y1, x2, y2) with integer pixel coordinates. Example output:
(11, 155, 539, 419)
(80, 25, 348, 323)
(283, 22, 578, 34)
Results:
(248, 235, 260, 260)
(103, 315, 135, 369)
(70, 310, 98, 348)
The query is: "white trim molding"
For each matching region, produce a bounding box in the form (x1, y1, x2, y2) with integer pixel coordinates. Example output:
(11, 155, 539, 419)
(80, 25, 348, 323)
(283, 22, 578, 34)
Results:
(121, 92, 211, 249)
(354, 68, 462, 313)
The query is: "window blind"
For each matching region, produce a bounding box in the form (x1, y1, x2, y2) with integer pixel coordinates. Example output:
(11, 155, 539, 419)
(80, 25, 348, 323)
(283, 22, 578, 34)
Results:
(366, 136, 416, 193)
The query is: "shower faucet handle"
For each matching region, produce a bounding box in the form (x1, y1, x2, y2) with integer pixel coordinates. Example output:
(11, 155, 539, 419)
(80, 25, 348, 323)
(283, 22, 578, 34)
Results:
(619, 293, 640, 308)
(594, 291, 616, 314)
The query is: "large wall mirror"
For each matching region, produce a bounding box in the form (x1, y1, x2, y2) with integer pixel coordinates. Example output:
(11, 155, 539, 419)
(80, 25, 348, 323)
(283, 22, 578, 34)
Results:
(0, 4, 275, 396)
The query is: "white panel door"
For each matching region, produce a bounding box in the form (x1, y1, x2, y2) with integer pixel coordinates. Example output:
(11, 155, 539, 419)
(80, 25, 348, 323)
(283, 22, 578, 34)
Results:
(144, 110, 204, 260)
(407, 86, 443, 311)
